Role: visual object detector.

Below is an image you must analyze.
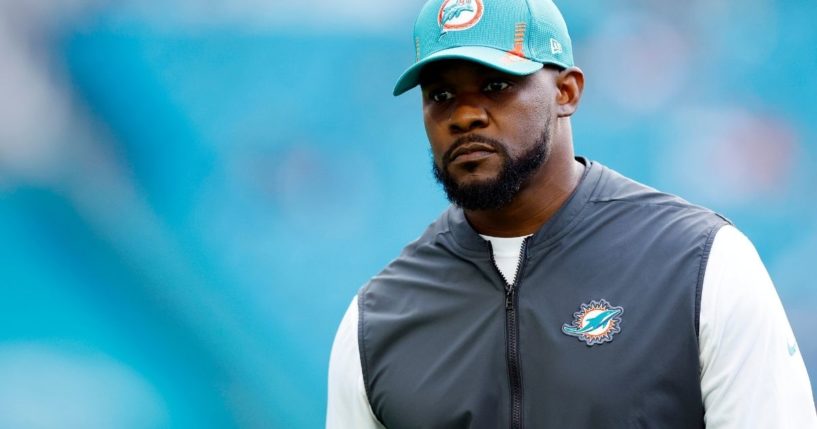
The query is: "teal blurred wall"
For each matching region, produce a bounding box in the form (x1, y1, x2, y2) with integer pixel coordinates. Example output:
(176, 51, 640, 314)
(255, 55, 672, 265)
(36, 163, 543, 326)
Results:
(0, 0, 815, 427)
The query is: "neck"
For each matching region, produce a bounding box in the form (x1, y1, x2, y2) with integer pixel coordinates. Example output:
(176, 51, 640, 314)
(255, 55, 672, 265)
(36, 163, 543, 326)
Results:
(464, 123, 583, 238)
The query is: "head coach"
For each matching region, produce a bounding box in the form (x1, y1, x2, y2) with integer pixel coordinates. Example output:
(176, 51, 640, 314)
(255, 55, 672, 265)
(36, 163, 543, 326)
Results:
(326, 0, 817, 427)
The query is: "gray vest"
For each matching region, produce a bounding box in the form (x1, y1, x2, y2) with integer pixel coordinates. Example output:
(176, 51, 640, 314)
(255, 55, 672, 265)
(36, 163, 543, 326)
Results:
(359, 159, 729, 428)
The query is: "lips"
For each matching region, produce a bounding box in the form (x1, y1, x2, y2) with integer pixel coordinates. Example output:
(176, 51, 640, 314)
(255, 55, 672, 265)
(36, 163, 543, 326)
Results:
(448, 142, 497, 163)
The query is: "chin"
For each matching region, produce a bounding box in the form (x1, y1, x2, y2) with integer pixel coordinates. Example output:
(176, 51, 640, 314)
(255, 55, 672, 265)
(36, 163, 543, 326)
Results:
(450, 162, 501, 179)
(453, 171, 500, 187)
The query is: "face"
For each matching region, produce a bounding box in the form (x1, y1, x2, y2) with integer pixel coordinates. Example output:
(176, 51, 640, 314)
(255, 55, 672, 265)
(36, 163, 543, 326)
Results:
(420, 60, 558, 211)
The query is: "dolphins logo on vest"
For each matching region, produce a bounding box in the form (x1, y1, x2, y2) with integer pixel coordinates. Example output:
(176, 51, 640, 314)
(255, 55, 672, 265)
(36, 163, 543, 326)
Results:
(562, 299, 624, 346)
(438, 0, 484, 34)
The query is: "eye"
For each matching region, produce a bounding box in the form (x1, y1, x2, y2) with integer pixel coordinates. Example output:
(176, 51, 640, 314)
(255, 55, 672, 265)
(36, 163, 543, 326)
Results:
(483, 80, 511, 92)
(429, 89, 454, 103)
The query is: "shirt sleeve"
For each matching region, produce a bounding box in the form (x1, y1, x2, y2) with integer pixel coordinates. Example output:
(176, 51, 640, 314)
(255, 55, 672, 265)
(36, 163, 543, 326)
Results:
(326, 295, 386, 429)
(699, 225, 817, 428)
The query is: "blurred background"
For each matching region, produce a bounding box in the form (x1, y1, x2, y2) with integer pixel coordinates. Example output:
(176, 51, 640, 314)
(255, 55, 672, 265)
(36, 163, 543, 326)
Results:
(0, 0, 815, 427)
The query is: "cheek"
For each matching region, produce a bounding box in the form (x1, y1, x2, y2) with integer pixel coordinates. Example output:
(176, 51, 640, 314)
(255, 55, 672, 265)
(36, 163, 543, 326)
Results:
(423, 116, 448, 161)
(506, 101, 551, 137)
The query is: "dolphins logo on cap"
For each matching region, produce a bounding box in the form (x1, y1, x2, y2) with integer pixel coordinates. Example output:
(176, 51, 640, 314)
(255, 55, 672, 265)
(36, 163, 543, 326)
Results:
(438, 0, 484, 34)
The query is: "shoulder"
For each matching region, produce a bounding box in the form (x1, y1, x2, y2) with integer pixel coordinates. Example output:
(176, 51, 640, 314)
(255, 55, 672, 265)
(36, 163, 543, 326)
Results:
(361, 206, 459, 294)
(584, 161, 730, 245)
(591, 162, 720, 215)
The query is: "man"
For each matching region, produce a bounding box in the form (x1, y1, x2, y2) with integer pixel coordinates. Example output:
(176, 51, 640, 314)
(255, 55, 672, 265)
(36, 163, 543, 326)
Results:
(327, 0, 817, 427)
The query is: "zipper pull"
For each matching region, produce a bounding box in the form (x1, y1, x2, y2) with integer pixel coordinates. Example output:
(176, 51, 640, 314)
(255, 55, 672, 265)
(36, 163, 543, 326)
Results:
(506, 288, 514, 310)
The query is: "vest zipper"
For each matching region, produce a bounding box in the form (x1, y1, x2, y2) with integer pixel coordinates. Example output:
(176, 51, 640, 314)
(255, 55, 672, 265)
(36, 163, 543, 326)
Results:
(488, 237, 530, 429)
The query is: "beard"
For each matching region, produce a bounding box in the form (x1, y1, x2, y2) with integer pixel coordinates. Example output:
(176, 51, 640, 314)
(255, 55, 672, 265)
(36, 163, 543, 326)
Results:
(432, 125, 552, 211)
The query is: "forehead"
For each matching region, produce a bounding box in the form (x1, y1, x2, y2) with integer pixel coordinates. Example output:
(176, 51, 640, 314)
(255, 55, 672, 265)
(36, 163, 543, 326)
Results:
(418, 60, 518, 86)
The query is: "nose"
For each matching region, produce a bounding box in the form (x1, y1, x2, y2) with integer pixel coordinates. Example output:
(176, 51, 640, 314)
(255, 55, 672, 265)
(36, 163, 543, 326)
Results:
(448, 97, 489, 134)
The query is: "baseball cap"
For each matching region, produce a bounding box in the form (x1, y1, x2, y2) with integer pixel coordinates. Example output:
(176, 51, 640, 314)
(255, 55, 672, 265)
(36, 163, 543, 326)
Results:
(393, 0, 574, 96)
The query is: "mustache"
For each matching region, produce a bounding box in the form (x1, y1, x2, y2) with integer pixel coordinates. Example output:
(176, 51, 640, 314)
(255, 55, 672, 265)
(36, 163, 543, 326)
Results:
(442, 134, 507, 165)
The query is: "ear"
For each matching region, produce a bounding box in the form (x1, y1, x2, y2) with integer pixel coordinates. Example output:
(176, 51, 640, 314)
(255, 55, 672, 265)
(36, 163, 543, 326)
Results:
(554, 67, 584, 117)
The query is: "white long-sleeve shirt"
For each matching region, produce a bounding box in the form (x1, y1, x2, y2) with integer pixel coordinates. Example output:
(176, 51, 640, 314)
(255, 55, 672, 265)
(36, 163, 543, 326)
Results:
(326, 225, 817, 428)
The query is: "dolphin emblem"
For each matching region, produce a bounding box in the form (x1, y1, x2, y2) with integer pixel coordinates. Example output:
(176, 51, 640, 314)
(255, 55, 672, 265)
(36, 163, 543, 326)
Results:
(562, 308, 621, 335)
(561, 299, 624, 346)
(441, 0, 475, 27)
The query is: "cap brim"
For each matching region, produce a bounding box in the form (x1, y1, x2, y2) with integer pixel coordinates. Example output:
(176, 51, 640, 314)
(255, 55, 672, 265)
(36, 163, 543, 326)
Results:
(392, 46, 544, 96)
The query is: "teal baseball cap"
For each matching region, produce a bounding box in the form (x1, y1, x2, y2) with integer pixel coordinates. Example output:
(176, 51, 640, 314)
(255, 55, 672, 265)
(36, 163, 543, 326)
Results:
(393, 0, 574, 96)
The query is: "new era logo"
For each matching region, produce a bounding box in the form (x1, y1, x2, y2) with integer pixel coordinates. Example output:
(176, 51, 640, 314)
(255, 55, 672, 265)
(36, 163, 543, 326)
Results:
(550, 38, 563, 55)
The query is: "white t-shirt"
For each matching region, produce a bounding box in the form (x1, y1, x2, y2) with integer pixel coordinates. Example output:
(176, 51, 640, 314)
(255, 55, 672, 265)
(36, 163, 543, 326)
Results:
(326, 225, 817, 428)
